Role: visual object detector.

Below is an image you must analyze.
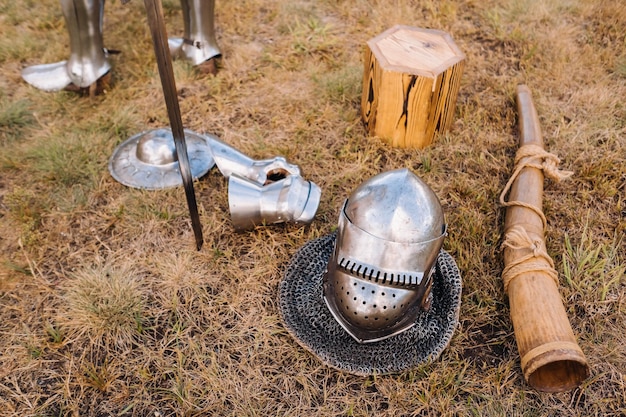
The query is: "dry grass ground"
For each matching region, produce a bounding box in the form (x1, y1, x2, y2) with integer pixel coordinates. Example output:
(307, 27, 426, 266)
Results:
(0, 0, 624, 415)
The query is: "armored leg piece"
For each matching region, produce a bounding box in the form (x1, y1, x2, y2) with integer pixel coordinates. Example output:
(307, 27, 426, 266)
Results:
(169, 0, 221, 73)
(21, 0, 111, 93)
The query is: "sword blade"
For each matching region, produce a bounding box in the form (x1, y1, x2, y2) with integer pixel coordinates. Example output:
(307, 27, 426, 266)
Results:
(143, 0, 203, 250)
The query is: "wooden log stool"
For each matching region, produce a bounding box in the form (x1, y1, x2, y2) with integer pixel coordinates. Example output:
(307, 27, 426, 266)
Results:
(361, 25, 466, 148)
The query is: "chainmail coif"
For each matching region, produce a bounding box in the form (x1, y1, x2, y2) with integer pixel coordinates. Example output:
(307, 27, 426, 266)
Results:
(279, 233, 462, 375)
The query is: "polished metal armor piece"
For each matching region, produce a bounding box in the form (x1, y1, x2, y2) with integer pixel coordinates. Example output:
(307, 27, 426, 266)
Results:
(108, 128, 214, 190)
(204, 134, 320, 230)
(21, 0, 110, 91)
(109, 128, 321, 229)
(206, 136, 301, 184)
(323, 169, 447, 343)
(228, 173, 321, 231)
(168, 0, 221, 66)
(202, 133, 318, 230)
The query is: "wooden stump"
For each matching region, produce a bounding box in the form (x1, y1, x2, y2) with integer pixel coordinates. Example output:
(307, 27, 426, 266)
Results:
(361, 25, 466, 148)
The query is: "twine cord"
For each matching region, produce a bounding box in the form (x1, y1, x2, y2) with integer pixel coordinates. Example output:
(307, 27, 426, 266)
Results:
(499, 144, 573, 293)
(501, 226, 559, 293)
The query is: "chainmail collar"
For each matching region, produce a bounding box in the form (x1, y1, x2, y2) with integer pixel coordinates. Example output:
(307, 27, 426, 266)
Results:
(279, 233, 462, 375)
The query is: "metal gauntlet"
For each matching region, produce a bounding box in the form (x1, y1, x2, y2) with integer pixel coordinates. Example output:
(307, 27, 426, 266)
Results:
(205, 134, 320, 231)
(228, 173, 321, 231)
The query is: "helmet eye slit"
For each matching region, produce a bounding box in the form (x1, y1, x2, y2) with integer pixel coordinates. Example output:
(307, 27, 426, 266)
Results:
(338, 260, 423, 288)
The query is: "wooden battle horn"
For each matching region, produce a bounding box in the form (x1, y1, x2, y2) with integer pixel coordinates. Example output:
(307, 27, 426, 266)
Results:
(499, 84, 589, 392)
